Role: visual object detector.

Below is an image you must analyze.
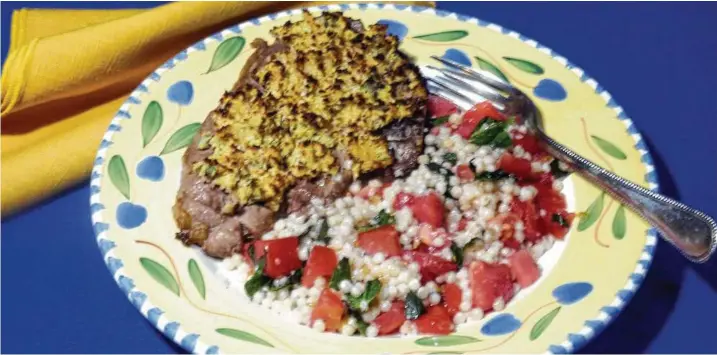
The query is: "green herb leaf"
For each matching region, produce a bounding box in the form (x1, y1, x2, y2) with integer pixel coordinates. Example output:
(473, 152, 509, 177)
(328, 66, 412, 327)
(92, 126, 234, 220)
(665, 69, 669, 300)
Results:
(188, 258, 206, 299)
(247, 244, 256, 264)
(160, 122, 202, 155)
(577, 193, 605, 231)
(474, 170, 512, 181)
(491, 131, 513, 148)
(529, 306, 561, 341)
(374, 209, 396, 227)
(206, 36, 246, 74)
(405, 291, 425, 320)
(503, 57, 545, 75)
(462, 238, 481, 254)
(612, 204, 627, 240)
(469, 118, 510, 147)
(348, 279, 382, 310)
(108, 155, 130, 200)
(140, 257, 179, 296)
(552, 213, 569, 228)
(443, 153, 458, 165)
(141, 101, 163, 147)
(244, 257, 271, 298)
(549, 160, 570, 179)
(350, 309, 369, 336)
(432, 116, 449, 126)
(450, 242, 463, 266)
(316, 219, 330, 244)
(413, 30, 468, 42)
(415, 335, 482, 347)
(329, 258, 351, 290)
(474, 56, 509, 83)
(590, 135, 627, 160)
(427, 162, 454, 177)
(216, 328, 274, 347)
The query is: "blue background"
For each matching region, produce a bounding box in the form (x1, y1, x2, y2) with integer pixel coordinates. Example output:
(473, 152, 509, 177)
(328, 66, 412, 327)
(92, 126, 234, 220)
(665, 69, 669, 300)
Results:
(2, 1, 717, 353)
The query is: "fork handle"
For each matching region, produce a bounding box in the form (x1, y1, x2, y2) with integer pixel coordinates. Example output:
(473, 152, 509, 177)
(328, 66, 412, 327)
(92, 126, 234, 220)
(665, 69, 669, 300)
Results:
(539, 133, 717, 263)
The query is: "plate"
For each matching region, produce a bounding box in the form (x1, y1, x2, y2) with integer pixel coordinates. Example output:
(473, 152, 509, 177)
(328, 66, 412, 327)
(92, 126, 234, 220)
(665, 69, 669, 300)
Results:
(90, 4, 658, 354)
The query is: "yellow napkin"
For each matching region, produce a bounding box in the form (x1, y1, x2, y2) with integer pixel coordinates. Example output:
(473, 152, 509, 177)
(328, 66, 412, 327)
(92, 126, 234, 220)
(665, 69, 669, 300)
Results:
(1, 1, 434, 216)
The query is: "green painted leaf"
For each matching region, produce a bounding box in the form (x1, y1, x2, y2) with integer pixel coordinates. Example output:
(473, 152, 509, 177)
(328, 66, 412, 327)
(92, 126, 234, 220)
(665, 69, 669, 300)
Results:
(216, 328, 273, 347)
(413, 30, 468, 42)
(591, 135, 627, 160)
(188, 259, 205, 299)
(108, 155, 130, 200)
(612, 205, 627, 240)
(206, 37, 245, 74)
(160, 123, 201, 155)
(577, 193, 605, 231)
(140, 257, 179, 296)
(415, 335, 482, 347)
(474, 56, 509, 83)
(141, 101, 163, 147)
(503, 57, 544, 75)
(530, 306, 561, 341)
(428, 352, 463, 355)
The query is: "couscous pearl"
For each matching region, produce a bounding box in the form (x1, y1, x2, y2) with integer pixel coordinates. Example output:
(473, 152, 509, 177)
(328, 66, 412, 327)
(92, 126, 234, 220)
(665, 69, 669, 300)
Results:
(372, 253, 386, 264)
(429, 293, 441, 305)
(380, 301, 392, 312)
(360, 300, 369, 311)
(446, 272, 457, 283)
(470, 308, 484, 320)
(453, 312, 468, 325)
(408, 279, 421, 291)
(417, 287, 429, 299)
(388, 285, 398, 298)
(313, 319, 326, 332)
(433, 237, 445, 247)
(341, 324, 356, 336)
(425, 135, 436, 145)
(398, 284, 409, 296)
(366, 325, 379, 338)
(459, 301, 472, 312)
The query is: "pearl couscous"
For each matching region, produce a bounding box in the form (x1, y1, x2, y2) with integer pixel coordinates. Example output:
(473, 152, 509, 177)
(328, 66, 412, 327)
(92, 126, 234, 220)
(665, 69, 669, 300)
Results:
(221, 96, 573, 337)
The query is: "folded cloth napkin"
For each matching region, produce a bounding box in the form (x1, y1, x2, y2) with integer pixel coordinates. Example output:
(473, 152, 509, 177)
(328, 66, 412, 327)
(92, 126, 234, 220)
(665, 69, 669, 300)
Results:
(1, 1, 434, 216)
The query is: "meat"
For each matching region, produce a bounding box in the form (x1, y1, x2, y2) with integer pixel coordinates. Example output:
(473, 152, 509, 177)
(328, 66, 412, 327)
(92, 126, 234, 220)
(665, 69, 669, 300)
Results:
(173, 12, 428, 259)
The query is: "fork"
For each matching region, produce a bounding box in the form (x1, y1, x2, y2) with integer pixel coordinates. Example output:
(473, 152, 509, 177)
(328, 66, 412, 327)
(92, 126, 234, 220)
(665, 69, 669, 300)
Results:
(421, 55, 717, 263)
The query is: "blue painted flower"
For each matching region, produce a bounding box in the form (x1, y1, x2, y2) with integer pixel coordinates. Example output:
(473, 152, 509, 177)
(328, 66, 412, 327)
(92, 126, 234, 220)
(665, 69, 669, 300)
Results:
(136, 156, 165, 181)
(116, 202, 147, 229)
(441, 49, 472, 67)
(167, 80, 194, 106)
(533, 78, 567, 101)
(377, 19, 408, 41)
(552, 282, 593, 305)
(480, 313, 522, 336)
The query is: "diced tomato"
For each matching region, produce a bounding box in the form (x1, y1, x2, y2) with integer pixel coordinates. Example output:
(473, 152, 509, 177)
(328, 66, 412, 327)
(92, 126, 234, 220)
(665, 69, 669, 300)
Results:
(428, 95, 458, 117)
(441, 283, 462, 317)
(498, 153, 533, 179)
(411, 192, 445, 228)
(302, 246, 338, 287)
(262, 237, 303, 278)
(373, 301, 406, 335)
(534, 180, 567, 213)
(502, 237, 521, 249)
(456, 164, 475, 181)
(510, 199, 542, 242)
(405, 251, 458, 282)
(488, 213, 520, 241)
(543, 211, 575, 239)
(310, 289, 346, 332)
(469, 261, 515, 311)
(509, 250, 541, 288)
(415, 305, 454, 335)
(512, 132, 542, 155)
(417, 223, 450, 248)
(455, 101, 505, 139)
(393, 192, 415, 211)
(357, 182, 392, 200)
(357, 225, 402, 257)
(457, 218, 469, 232)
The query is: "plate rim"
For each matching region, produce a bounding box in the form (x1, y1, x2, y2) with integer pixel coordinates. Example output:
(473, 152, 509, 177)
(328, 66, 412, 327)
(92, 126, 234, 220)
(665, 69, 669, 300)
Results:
(89, 3, 659, 354)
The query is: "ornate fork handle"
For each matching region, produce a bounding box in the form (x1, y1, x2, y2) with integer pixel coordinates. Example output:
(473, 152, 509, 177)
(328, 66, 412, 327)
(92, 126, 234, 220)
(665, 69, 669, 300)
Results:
(534, 121, 717, 263)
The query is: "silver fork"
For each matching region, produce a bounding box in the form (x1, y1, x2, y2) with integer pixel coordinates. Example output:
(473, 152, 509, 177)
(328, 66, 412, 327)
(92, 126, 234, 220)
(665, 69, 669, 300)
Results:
(422, 55, 716, 263)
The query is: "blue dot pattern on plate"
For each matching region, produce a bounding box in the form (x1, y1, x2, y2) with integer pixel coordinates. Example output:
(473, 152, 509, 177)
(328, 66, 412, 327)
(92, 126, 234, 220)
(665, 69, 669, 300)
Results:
(533, 78, 567, 101)
(116, 202, 148, 229)
(377, 19, 408, 41)
(136, 156, 165, 181)
(167, 80, 194, 106)
(552, 282, 594, 305)
(480, 313, 522, 336)
(441, 48, 472, 67)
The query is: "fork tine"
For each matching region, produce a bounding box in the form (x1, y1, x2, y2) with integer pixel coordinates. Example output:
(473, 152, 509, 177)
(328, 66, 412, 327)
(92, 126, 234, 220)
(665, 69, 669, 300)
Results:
(426, 81, 474, 111)
(430, 55, 514, 93)
(426, 66, 508, 107)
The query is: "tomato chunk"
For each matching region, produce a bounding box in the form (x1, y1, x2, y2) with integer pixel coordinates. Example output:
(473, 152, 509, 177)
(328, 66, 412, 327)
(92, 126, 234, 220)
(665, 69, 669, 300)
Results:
(373, 301, 406, 335)
(393, 192, 415, 211)
(406, 251, 458, 282)
(510, 199, 542, 242)
(262, 237, 302, 278)
(357, 225, 402, 257)
(428, 95, 458, 117)
(498, 153, 533, 179)
(543, 211, 575, 239)
(455, 101, 505, 139)
(456, 164, 475, 181)
(415, 305, 454, 335)
(509, 250, 541, 288)
(457, 218, 469, 232)
(469, 261, 515, 311)
(513, 132, 542, 155)
(357, 182, 392, 200)
(310, 289, 346, 332)
(442, 283, 462, 317)
(411, 192, 445, 228)
(302, 246, 338, 287)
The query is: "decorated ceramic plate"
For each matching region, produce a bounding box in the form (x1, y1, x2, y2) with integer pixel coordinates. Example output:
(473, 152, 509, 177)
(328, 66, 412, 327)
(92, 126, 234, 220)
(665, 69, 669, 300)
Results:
(90, 3, 658, 354)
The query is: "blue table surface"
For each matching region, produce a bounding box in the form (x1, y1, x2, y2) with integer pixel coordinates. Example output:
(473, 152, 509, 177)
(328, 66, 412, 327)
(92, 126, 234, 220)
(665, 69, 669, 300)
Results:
(3, 1, 717, 353)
